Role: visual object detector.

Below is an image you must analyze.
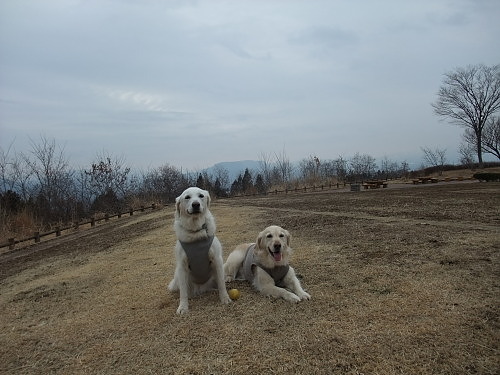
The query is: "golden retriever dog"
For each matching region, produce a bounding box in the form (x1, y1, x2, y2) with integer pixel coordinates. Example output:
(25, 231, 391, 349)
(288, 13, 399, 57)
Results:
(224, 225, 311, 302)
(168, 187, 230, 314)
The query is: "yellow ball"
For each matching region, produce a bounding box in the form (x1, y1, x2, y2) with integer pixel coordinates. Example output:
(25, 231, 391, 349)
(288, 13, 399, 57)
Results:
(228, 288, 241, 300)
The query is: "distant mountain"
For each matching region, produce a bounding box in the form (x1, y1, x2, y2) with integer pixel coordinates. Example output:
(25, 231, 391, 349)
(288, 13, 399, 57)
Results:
(204, 160, 261, 182)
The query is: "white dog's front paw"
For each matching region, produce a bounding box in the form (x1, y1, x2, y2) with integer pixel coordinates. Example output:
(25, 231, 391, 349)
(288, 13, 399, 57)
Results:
(220, 292, 231, 305)
(283, 292, 301, 303)
(176, 303, 189, 315)
(298, 291, 311, 301)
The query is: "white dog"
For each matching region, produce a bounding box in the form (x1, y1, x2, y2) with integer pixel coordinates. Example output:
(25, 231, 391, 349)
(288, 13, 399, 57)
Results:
(168, 187, 231, 314)
(224, 225, 311, 302)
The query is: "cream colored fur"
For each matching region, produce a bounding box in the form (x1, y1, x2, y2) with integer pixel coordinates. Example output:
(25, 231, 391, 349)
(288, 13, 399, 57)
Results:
(168, 187, 230, 314)
(224, 225, 311, 302)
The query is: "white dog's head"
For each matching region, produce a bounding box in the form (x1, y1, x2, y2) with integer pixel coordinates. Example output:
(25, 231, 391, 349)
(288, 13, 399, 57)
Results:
(255, 225, 291, 266)
(176, 187, 211, 218)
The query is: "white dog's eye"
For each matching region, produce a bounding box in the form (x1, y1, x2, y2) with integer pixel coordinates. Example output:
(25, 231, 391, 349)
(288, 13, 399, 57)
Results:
(279, 233, 285, 238)
(199, 194, 204, 198)
(266, 233, 272, 238)
(185, 195, 191, 200)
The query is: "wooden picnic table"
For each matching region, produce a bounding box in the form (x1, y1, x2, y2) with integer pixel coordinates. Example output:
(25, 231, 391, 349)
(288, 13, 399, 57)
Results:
(363, 180, 388, 189)
(412, 177, 439, 184)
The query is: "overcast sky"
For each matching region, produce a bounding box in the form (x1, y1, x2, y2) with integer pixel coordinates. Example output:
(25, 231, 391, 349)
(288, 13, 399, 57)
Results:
(1, 0, 499, 171)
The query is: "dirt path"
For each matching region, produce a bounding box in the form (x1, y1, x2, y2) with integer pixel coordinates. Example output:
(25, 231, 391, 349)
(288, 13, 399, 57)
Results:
(1, 183, 499, 374)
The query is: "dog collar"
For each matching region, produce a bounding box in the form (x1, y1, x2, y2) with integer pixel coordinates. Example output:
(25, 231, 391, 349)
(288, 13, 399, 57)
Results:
(181, 222, 208, 234)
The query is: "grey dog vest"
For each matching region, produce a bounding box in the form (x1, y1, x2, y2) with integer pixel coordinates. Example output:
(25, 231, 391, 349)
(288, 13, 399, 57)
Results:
(179, 236, 214, 284)
(243, 244, 290, 287)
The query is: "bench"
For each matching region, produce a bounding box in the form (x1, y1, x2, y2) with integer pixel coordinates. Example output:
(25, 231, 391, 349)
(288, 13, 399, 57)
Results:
(363, 180, 388, 189)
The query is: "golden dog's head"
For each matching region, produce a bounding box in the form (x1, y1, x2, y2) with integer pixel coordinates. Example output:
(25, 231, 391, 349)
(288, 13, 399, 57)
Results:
(255, 225, 291, 266)
(175, 187, 211, 218)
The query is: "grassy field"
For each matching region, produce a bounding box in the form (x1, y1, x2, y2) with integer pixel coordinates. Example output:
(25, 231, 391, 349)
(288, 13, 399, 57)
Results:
(1, 182, 499, 374)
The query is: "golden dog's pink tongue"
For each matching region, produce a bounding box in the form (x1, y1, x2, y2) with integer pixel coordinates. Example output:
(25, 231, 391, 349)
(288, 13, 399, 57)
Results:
(273, 252, 282, 261)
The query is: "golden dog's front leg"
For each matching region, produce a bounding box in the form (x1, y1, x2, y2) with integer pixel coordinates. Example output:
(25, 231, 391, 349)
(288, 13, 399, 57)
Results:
(283, 267, 311, 301)
(254, 268, 301, 303)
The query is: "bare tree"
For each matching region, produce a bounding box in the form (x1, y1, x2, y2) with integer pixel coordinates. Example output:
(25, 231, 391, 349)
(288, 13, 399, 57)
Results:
(273, 148, 293, 187)
(141, 164, 186, 203)
(421, 146, 447, 175)
(0, 142, 15, 193)
(298, 155, 321, 183)
(258, 151, 274, 189)
(380, 156, 400, 180)
(211, 165, 230, 192)
(334, 156, 348, 183)
(86, 152, 130, 198)
(432, 64, 500, 164)
(482, 116, 500, 159)
(85, 151, 131, 212)
(318, 159, 336, 181)
(349, 153, 377, 181)
(458, 139, 476, 168)
(22, 135, 75, 221)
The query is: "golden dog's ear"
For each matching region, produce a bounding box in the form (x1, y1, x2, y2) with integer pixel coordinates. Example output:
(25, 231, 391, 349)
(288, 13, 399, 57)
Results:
(256, 230, 265, 250)
(284, 229, 291, 247)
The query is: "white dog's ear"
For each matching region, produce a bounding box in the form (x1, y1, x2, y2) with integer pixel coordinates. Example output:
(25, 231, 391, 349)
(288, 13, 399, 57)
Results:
(204, 189, 211, 207)
(175, 196, 181, 217)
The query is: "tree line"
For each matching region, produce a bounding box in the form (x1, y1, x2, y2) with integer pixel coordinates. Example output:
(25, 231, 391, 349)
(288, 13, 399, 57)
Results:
(1, 137, 412, 230)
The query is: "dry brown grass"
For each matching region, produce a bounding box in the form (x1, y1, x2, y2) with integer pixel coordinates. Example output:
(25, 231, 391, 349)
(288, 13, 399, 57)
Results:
(0, 208, 41, 242)
(0, 182, 499, 374)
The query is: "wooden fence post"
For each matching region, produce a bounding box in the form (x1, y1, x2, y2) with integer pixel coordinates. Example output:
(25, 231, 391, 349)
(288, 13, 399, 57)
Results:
(91, 217, 95, 227)
(34, 232, 40, 243)
(105, 213, 109, 222)
(129, 208, 134, 216)
(56, 226, 61, 237)
(8, 238, 15, 250)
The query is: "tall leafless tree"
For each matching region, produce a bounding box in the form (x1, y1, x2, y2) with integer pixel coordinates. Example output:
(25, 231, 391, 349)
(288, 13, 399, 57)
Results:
(462, 116, 500, 160)
(258, 151, 274, 189)
(432, 64, 500, 164)
(458, 138, 476, 168)
(22, 135, 75, 221)
(273, 148, 293, 187)
(421, 146, 447, 175)
(298, 155, 321, 183)
(86, 151, 131, 200)
(349, 153, 377, 181)
(481, 116, 500, 159)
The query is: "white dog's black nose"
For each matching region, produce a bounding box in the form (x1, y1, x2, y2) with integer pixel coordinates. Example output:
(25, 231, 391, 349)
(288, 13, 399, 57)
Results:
(273, 243, 281, 251)
(191, 202, 200, 211)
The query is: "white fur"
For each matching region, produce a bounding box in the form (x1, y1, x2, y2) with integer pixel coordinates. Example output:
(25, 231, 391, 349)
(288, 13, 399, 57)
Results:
(168, 187, 230, 314)
(224, 225, 311, 302)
